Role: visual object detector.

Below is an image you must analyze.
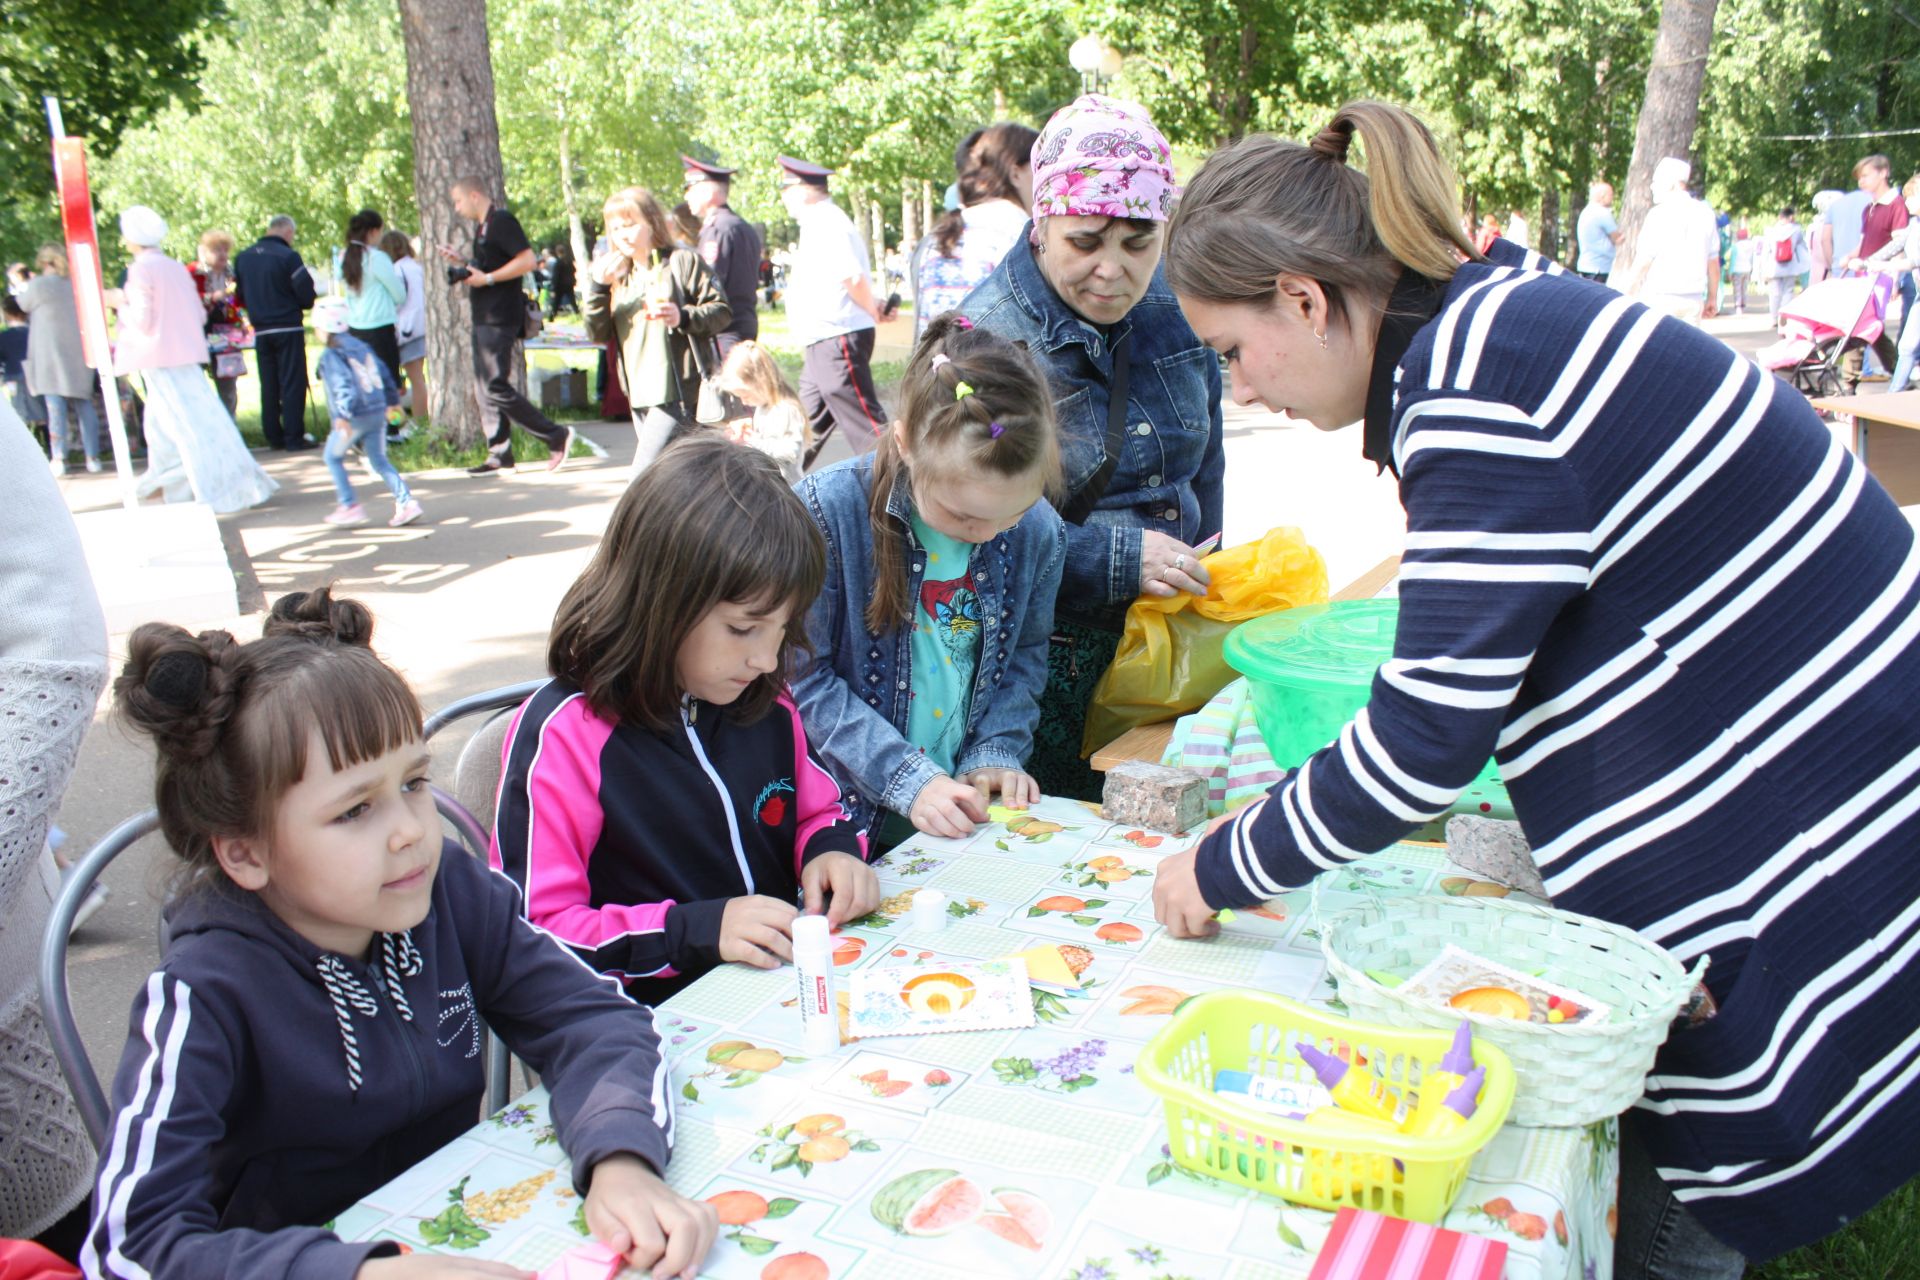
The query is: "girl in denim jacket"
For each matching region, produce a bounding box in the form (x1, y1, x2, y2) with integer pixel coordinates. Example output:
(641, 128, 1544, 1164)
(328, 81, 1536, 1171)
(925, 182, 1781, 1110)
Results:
(793, 316, 1067, 844)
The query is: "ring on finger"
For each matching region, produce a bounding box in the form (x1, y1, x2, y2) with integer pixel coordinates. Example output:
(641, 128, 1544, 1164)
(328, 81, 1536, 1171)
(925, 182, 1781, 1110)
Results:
(1174, 554, 1187, 570)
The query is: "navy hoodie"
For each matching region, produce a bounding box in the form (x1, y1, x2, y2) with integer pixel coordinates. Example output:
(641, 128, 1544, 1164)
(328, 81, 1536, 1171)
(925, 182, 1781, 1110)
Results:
(83, 845, 672, 1280)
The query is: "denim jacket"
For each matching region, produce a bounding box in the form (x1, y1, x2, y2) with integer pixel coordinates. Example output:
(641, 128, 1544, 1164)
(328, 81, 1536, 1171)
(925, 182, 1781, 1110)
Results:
(792, 454, 1066, 833)
(316, 334, 400, 421)
(962, 234, 1226, 631)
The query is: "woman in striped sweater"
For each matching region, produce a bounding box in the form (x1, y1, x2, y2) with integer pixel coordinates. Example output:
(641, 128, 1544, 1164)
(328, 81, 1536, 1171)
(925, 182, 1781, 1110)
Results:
(1153, 102, 1920, 1278)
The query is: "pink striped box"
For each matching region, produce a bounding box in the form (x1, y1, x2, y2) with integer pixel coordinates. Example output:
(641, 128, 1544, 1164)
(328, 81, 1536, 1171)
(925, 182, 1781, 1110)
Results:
(1308, 1207, 1508, 1280)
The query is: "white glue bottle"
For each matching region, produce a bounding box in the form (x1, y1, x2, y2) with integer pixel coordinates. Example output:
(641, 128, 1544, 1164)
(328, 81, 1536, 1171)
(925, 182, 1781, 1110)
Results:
(792, 914, 840, 1054)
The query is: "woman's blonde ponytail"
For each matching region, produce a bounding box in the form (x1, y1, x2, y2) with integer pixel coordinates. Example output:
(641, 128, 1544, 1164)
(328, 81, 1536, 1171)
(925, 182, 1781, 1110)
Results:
(1336, 103, 1479, 283)
(1167, 100, 1478, 325)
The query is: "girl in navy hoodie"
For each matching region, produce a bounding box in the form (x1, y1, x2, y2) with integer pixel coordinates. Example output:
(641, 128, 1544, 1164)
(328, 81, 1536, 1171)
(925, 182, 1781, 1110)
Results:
(491, 436, 877, 1002)
(89, 589, 716, 1280)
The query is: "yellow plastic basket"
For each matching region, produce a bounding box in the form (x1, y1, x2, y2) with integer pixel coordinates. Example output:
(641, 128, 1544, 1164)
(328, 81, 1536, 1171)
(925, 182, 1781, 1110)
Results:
(1134, 990, 1515, 1222)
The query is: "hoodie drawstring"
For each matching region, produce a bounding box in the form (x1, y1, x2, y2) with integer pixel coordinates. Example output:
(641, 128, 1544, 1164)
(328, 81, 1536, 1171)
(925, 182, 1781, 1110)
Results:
(314, 930, 423, 1093)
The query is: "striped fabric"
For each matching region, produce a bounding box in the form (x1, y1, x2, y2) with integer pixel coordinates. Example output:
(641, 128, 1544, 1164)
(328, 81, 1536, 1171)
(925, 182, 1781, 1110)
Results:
(1193, 239, 1920, 1260)
(1308, 1207, 1506, 1279)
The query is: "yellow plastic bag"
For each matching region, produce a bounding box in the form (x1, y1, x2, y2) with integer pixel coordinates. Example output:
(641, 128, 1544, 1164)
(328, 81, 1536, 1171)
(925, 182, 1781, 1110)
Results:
(1081, 527, 1328, 755)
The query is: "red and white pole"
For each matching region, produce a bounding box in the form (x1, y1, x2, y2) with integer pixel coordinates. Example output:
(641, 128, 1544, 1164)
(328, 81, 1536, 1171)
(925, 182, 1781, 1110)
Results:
(46, 97, 137, 509)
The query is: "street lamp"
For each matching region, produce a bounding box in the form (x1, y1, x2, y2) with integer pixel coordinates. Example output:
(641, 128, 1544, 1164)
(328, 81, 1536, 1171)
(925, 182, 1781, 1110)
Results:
(1069, 34, 1123, 94)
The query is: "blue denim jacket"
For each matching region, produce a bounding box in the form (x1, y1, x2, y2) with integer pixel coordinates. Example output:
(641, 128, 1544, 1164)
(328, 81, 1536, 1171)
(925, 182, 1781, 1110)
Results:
(316, 335, 400, 421)
(792, 454, 1066, 834)
(962, 234, 1226, 630)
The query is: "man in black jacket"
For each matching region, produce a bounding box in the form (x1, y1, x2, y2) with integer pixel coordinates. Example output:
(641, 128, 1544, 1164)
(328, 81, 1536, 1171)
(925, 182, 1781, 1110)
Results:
(232, 215, 316, 450)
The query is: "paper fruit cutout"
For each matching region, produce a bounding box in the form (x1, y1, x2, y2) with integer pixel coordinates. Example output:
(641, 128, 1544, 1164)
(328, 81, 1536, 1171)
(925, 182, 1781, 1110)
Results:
(1062, 854, 1156, 889)
(995, 815, 1077, 846)
(873, 1169, 985, 1236)
(900, 972, 977, 1016)
(869, 1169, 1050, 1250)
(703, 1189, 803, 1257)
(681, 1039, 808, 1103)
(760, 1254, 830, 1280)
(975, 1188, 1051, 1251)
(1450, 986, 1532, 1019)
(751, 1113, 881, 1176)
(1119, 984, 1190, 1016)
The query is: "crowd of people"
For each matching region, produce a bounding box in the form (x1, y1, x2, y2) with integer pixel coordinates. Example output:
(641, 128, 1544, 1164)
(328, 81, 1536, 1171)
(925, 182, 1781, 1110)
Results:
(1555, 151, 1920, 391)
(11, 85, 1920, 1280)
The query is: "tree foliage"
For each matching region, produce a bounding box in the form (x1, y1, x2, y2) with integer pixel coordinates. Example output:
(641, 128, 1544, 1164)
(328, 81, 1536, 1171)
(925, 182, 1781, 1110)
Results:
(12, 0, 1915, 270)
(90, 0, 415, 262)
(0, 0, 227, 259)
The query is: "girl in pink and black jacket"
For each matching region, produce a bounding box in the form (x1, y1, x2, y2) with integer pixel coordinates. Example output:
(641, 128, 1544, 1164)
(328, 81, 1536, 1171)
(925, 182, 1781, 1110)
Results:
(491, 437, 876, 1001)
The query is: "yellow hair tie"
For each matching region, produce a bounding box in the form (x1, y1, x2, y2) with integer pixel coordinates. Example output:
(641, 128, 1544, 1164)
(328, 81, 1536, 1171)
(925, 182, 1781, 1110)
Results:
(954, 381, 975, 400)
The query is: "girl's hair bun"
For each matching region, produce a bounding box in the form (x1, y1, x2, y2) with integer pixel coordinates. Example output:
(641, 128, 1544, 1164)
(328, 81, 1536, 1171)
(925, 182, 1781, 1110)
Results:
(263, 586, 375, 647)
(143, 650, 209, 709)
(114, 624, 240, 761)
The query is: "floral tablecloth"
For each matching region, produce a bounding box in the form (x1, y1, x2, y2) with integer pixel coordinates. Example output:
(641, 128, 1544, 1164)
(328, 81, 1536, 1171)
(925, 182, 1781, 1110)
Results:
(344, 797, 1619, 1280)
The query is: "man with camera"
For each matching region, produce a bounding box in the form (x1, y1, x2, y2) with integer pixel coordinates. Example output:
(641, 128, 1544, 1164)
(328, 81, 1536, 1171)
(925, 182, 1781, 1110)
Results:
(777, 155, 897, 466)
(440, 177, 573, 475)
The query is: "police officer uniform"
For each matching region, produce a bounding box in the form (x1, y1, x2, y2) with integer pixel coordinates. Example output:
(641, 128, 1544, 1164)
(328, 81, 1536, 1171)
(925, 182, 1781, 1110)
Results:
(777, 155, 890, 464)
(682, 156, 762, 357)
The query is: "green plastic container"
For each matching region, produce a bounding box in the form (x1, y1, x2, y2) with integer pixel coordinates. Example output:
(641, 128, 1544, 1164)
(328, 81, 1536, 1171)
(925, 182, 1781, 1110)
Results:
(1223, 601, 1506, 808)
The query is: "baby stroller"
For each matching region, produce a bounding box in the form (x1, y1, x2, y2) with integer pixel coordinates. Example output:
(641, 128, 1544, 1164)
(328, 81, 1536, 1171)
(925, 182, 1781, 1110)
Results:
(1758, 273, 1896, 405)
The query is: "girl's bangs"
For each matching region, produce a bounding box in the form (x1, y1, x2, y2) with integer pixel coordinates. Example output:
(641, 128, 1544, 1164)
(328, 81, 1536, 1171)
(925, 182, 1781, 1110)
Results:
(249, 648, 425, 798)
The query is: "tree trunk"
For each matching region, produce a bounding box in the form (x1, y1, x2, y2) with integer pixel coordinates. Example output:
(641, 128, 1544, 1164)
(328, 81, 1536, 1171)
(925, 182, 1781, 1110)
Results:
(1612, 0, 1719, 281)
(1541, 187, 1561, 264)
(870, 199, 885, 284)
(992, 86, 1009, 119)
(922, 179, 936, 224)
(397, 0, 507, 447)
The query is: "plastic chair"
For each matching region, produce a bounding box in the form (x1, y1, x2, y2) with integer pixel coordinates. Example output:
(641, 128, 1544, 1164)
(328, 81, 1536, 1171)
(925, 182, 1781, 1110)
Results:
(423, 678, 544, 843)
(41, 680, 544, 1149)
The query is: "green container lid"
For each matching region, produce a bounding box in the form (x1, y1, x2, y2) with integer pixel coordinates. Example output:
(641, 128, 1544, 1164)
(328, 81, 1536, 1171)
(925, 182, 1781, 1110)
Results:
(1222, 599, 1401, 690)
(1223, 601, 1507, 809)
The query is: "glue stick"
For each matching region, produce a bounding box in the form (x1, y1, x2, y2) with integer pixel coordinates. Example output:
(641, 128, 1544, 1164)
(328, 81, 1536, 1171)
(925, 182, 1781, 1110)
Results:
(792, 915, 840, 1053)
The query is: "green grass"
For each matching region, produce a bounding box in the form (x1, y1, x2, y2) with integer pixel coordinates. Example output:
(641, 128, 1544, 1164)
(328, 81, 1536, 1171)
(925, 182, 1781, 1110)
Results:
(1751, 1178, 1919, 1280)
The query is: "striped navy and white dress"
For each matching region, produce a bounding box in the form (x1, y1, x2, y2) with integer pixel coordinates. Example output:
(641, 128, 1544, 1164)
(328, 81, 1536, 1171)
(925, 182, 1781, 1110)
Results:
(1193, 238, 1920, 1260)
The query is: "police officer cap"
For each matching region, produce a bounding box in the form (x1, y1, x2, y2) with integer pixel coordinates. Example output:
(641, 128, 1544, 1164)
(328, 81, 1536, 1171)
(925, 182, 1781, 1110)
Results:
(776, 156, 834, 187)
(681, 155, 737, 183)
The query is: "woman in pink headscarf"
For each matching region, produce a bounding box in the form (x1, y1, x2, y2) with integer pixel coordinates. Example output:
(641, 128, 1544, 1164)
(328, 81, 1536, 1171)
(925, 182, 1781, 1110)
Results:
(961, 95, 1225, 800)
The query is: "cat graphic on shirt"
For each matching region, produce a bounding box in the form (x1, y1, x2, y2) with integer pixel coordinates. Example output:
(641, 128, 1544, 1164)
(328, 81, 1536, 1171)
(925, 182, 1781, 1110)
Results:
(919, 575, 979, 659)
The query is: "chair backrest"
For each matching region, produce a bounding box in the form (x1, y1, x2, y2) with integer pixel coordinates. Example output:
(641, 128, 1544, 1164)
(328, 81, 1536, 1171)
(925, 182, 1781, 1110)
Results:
(42, 682, 545, 1149)
(40, 811, 160, 1147)
(452, 709, 518, 844)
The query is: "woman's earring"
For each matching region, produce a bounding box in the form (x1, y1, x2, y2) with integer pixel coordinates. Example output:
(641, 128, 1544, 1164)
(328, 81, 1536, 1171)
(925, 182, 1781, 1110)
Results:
(1315, 329, 1328, 350)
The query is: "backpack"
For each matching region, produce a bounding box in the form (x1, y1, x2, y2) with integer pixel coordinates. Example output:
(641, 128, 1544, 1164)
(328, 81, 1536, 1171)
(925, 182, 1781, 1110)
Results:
(1776, 235, 1794, 264)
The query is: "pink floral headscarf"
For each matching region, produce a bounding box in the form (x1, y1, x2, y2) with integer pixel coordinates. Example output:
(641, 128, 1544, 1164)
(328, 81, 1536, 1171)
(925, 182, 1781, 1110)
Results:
(1029, 94, 1179, 238)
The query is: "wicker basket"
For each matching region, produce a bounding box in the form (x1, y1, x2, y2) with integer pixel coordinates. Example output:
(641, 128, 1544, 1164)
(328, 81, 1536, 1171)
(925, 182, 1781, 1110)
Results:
(1319, 894, 1705, 1127)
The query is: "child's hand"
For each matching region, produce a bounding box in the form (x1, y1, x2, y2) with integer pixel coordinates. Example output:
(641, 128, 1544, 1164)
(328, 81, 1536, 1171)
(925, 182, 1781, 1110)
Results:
(584, 1154, 719, 1280)
(908, 775, 989, 839)
(799, 851, 880, 927)
(1151, 846, 1221, 941)
(357, 1256, 532, 1278)
(960, 768, 1040, 809)
(718, 894, 799, 968)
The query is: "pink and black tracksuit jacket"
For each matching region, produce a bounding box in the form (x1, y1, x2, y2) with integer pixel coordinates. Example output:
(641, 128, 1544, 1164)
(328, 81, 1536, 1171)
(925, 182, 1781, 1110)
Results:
(489, 678, 867, 1000)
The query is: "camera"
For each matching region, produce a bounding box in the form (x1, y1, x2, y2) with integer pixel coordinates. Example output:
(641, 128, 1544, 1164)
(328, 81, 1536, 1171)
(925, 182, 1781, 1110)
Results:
(447, 262, 477, 286)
